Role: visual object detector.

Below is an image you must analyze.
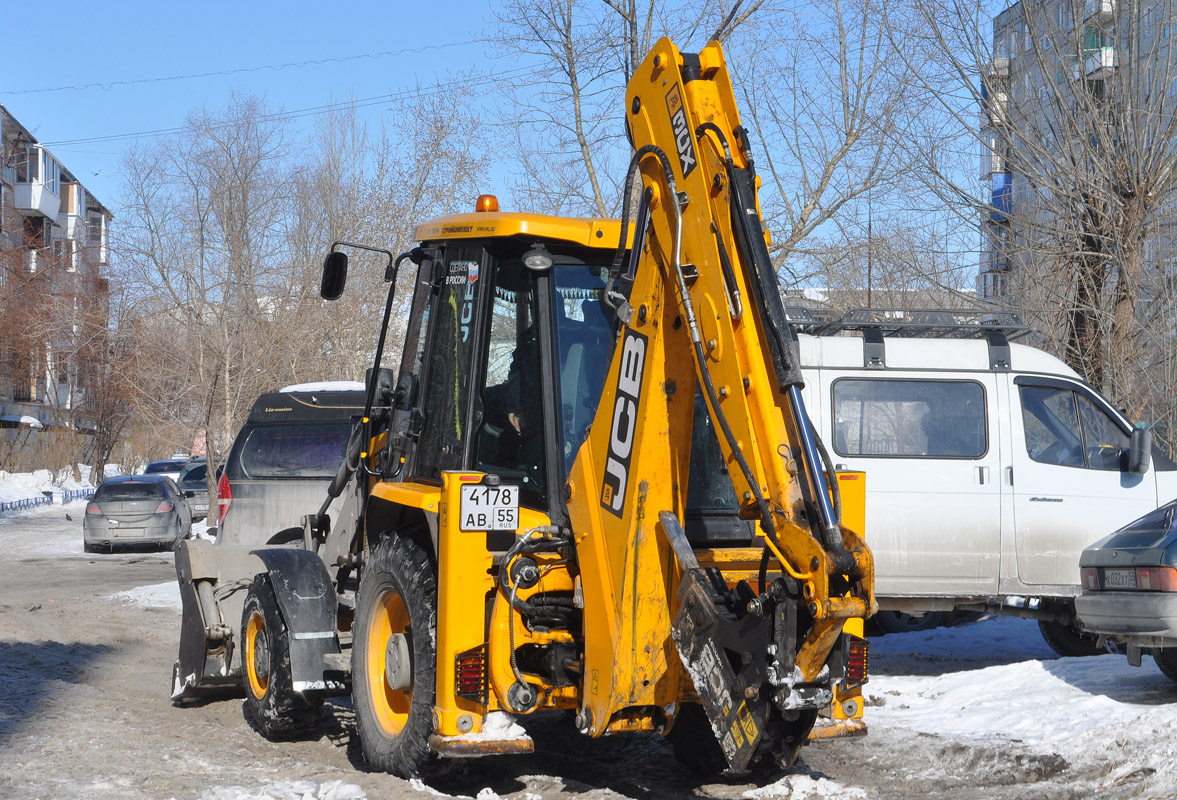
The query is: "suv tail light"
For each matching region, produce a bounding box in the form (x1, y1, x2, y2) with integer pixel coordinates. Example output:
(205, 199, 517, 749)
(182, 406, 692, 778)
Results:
(217, 472, 232, 525)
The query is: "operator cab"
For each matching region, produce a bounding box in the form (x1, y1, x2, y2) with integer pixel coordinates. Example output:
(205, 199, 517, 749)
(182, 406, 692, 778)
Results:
(382, 210, 743, 541)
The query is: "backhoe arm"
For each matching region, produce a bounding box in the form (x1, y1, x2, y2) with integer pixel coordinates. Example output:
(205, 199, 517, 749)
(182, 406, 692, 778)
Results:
(564, 37, 874, 769)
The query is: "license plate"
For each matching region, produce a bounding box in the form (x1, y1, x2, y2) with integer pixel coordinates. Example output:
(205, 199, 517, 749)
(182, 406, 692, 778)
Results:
(459, 484, 519, 532)
(193, 504, 208, 513)
(1103, 568, 1137, 590)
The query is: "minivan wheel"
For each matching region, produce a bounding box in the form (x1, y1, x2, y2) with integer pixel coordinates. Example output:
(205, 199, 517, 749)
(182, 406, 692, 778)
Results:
(1038, 619, 1105, 657)
(241, 574, 323, 738)
(352, 534, 437, 778)
(1152, 647, 1177, 683)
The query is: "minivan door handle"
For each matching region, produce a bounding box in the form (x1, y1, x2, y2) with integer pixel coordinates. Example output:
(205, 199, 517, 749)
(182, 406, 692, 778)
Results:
(975, 466, 990, 485)
(1006, 466, 1014, 486)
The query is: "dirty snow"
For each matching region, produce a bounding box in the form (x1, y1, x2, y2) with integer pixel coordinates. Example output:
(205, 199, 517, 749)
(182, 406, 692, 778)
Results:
(196, 780, 367, 800)
(6, 466, 1177, 797)
(114, 580, 183, 610)
(744, 774, 867, 799)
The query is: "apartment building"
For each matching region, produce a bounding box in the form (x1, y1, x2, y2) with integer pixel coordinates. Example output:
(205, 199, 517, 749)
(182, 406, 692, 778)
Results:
(0, 103, 112, 433)
(977, 0, 1177, 305)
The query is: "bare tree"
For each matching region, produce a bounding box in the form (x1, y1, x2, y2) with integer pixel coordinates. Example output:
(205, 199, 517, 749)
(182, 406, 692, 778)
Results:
(902, 0, 1177, 440)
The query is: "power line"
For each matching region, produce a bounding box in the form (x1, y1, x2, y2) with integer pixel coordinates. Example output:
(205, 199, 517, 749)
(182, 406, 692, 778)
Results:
(0, 41, 483, 97)
(42, 66, 538, 148)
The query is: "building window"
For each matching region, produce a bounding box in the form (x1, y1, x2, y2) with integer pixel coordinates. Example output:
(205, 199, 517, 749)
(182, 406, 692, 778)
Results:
(1057, 2, 1071, 30)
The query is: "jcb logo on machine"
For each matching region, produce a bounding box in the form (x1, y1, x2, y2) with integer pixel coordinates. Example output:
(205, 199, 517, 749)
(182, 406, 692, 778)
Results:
(601, 329, 647, 516)
(665, 84, 697, 179)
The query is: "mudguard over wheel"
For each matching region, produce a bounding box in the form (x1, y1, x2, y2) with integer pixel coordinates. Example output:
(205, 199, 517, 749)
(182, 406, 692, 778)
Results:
(1038, 619, 1104, 657)
(241, 574, 323, 738)
(352, 533, 437, 778)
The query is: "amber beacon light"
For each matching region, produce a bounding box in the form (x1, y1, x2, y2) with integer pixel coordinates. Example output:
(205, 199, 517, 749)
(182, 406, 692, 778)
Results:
(475, 194, 500, 212)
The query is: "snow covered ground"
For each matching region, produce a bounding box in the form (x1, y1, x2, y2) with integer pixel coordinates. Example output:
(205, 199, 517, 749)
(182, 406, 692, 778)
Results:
(4, 462, 1177, 799)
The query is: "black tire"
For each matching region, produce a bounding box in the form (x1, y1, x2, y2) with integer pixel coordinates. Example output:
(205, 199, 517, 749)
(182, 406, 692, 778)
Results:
(352, 534, 437, 778)
(241, 574, 323, 738)
(1038, 619, 1105, 657)
(1152, 647, 1177, 683)
(872, 610, 948, 634)
(669, 703, 730, 778)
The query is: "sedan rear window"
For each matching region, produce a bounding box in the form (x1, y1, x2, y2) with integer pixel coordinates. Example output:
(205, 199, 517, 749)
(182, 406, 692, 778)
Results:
(178, 463, 207, 485)
(237, 423, 351, 479)
(144, 461, 186, 474)
(97, 483, 166, 501)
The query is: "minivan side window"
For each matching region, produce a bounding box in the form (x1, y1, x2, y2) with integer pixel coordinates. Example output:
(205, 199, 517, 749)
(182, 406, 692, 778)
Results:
(1019, 384, 1129, 470)
(832, 379, 987, 458)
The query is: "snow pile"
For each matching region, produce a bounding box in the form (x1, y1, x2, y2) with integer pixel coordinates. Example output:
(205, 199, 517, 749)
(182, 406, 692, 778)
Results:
(196, 780, 365, 800)
(450, 711, 529, 742)
(114, 580, 182, 610)
(744, 774, 867, 799)
(281, 381, 365, 393)
(868, 615, 1177, 793)
(0, 463, 119, 504)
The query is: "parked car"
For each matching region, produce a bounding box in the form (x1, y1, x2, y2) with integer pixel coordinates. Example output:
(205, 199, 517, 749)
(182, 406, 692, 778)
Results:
(176, 459, 212, 521)
(84, 475, 192, 553)
(1074, 498, 1177, 680)
(142, 458, 191, 483)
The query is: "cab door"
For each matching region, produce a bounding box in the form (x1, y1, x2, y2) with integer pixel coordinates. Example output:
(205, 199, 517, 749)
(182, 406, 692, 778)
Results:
(1009, 376, 1157, 588)
(825, 373, 1002, 597)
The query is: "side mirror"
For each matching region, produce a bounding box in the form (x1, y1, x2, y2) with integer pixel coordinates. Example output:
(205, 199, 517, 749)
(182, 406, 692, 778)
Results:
(321, 251, 349, 300)
(393, 372, 419, 411)
(1128, 427, 1152, 475)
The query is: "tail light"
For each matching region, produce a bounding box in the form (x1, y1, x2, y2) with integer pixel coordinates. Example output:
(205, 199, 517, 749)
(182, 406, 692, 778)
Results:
(454, 644, 488, 705)
(155, 500, 174, 513)
(217, 472, 232, 525)
(86, 503, 102, 515)
(842, 634, 869, 690)
(1081, 565, 1177, 592)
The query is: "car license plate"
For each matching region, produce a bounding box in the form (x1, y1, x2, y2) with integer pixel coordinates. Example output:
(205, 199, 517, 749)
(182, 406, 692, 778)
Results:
(194, 504, 208, 513)
(1103, 568, 1137, 590)
(459, 484, 519, 532)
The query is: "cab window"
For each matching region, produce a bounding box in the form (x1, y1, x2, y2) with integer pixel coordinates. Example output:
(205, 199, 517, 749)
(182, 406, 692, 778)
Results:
(1020, 384, 1129, 470)
(474, 264, 547, 507)
(414, 248, 484, 482)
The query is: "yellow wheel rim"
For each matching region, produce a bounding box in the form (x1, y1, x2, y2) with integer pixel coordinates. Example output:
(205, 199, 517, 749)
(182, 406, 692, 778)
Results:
(367, 588, 411, 736)
(245, 609, 269, 699)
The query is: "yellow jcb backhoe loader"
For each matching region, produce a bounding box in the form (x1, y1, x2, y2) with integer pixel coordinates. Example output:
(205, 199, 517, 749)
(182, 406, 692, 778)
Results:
(176, 37, 874, 778)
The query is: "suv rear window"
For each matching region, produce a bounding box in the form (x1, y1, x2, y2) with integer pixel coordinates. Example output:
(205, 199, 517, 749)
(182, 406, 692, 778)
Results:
(97, 482, 166, 501)
(235, 423, 351, 479)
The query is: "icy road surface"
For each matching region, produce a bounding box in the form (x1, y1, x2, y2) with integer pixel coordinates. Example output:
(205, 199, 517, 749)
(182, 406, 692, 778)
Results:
(2, 502, 1176, 799)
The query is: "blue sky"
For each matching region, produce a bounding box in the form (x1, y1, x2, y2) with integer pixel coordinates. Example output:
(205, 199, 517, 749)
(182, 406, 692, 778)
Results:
(0, 0, 494, 207)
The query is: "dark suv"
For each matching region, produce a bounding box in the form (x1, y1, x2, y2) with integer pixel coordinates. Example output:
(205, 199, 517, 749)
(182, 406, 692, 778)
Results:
(215, 389, 365, 546)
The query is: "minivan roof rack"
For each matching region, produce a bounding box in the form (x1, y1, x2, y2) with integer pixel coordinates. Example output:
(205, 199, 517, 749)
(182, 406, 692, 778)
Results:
(786, 307, 1034, 341)
(785, 307, 1035, 371)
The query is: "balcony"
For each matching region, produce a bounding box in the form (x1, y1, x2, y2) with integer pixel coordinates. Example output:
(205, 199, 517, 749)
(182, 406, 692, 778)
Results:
(979, 128, 1010, 178)
(1084, 46, 1117, 80)
(13, 180, 61, 220)
(1084, 0, 1114, 23)
(990, 174, 1012, 222)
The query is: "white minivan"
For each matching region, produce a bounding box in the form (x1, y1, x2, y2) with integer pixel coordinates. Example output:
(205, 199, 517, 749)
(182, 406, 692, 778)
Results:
(792, 313, 1177, 652)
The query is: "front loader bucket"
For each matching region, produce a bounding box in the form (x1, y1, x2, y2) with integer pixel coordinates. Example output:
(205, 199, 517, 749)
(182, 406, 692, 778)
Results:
(171, 539, 267, 702)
